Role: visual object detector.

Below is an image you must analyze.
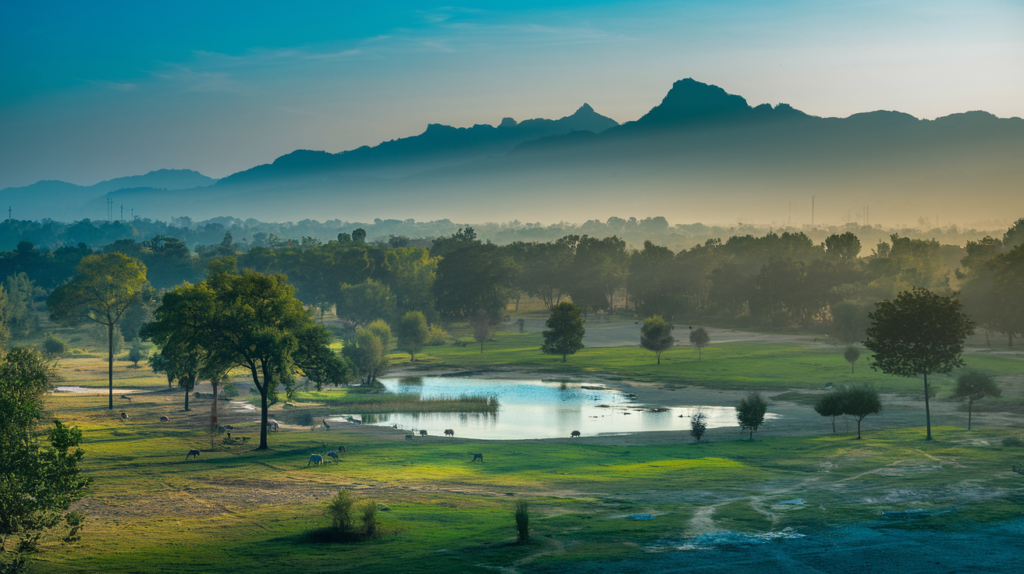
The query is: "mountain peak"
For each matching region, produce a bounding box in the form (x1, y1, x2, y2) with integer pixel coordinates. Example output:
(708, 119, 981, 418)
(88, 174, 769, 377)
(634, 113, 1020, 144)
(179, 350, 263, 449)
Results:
(575, 103, 595, 114)
(631, 78, 751, 128)
(499, 117, 518, 128)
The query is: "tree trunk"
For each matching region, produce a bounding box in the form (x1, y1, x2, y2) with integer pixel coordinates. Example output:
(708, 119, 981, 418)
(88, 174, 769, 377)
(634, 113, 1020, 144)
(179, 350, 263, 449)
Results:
(698, 348, 702, 361)
(107, 322, 114, 410)
(851, 363, 855, 374)
(184, 386, 190, 411)
(856, 418, 862, 439)
(210, 380, 219, 432)
(254, 363, 269, 450)
(923, 371, 932, 440)
(562, 354, 567, 362)
(831, 417, 836, 433)
(515, 295, 521, 312)
(410, 352, 415, 363)
(657, 353, 661, 365)
(984, 328, 990, 346)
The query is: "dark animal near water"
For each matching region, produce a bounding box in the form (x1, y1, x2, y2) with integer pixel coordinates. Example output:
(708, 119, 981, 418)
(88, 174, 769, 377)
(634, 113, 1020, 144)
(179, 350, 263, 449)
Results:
(419, 429, 428, 436)
(186, 449, 200, 460)
(160, 415, 170, 423)
(570, 430, 581, 438)
(322, 419, 330, 430)
(471, 453, 484, 463)
(308, 454, 324, 466)
(444, 429, 455, 437)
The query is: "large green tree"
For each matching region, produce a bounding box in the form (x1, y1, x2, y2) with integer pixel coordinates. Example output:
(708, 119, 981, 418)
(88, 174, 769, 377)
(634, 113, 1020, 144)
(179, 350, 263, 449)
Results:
(433, 228, 515, 323)
(640, 316, 674, 365)
(541, 302, 585, 362)
(396, 311, 429, 362)
(0, 348, 89, 573)
(864, 288, 975, 440)
(203, 271, 341, 449)
(46, 253, 148, 410)
(141, 283, 221, 416)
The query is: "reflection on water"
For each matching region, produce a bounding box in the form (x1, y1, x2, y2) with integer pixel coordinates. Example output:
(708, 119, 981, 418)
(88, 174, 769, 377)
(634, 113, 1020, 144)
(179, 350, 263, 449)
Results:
(327, 377, 779, 440)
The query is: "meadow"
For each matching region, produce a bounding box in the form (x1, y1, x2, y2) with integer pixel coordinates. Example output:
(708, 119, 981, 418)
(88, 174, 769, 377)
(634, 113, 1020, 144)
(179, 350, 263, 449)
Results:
(24, 321, 1024, 573)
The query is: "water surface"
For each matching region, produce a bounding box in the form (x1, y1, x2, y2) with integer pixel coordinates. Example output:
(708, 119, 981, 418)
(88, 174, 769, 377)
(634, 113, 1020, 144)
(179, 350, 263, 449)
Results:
(331, 376, 779, 440)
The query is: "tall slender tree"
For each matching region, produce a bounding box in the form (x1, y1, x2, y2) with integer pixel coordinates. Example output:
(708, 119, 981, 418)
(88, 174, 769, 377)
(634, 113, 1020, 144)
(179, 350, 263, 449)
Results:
(864, 288, 974, 440)
(952, 370, 1000, 430)
(47, 253, 148, 410)
(640, 316, 674, 365)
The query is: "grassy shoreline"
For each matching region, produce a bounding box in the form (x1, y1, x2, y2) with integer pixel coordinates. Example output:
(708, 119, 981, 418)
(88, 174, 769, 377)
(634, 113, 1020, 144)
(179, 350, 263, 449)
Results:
(293, 388, 498, 414)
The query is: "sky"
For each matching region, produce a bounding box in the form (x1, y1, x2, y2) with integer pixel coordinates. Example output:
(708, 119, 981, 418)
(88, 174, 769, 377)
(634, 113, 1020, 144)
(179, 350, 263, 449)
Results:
(1, 0, 1022, 189)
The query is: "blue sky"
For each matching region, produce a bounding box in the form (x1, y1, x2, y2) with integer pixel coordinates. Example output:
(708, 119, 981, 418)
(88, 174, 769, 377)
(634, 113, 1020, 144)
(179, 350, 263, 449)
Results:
(1, 0, 1022, 188)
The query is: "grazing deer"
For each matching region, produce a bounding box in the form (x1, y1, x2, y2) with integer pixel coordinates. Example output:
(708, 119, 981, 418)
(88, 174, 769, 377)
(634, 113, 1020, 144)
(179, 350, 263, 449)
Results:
(471, 453, 484, 463)
(570, 430, 581, 438)
(322, 419, 330, 430)
(120, 412, 129, 421)
(160, 415, 170, 423)
(338, 445, 346, 453)
(186, 449, 200, 460)
(307, 454, 324, 467)
(444, 429, 455, 437)
(326, 451, 339, 463)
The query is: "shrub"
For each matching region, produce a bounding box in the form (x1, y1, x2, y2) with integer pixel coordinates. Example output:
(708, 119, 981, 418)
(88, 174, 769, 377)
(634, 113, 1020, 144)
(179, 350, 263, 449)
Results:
(42, 334, 68, 356)
(360, 499, 379, 537)
(325, 490, 355, 532)
(127, 340, 145, 367)
(514, 499, 529, 543)
(295, 411, 314, 426)
(419, 429, 428, 436)
(1003, 436, 1024, 448)
(690, 410, 708, 442)
(736, 391, 768, 439)
(426, 324, 448, 346)
(221, 382, 239, 398)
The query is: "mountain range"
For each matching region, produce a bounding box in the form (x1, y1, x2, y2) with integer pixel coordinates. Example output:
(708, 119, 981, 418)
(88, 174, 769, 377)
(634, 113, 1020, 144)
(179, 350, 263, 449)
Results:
(5, 79, 1023, 225)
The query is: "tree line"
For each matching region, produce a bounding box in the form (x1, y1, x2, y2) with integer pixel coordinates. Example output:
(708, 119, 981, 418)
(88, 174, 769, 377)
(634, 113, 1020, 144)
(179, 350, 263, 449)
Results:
(2, 219, 1022, 355)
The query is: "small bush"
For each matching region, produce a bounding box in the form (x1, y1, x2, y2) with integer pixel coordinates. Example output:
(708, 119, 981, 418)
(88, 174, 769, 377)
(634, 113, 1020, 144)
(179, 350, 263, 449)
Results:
(426, 324, 448, 346)
(690, 410, 708, 443)
(42, 333, 68, 356)
(326, 490, 355, 532)
(221, 382, 239, 398)
(295, 411, 314, 426)
(1003, 436, 1024, 448)
(360, 499, 379, 537)
(514, 499, 529, 543)
(419, 429, 428, 436)
(127, 340, 145, 367)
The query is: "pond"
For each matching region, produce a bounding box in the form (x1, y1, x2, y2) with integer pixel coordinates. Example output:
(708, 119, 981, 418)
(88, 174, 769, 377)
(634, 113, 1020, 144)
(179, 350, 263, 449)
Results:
(329, 376, 780, 440)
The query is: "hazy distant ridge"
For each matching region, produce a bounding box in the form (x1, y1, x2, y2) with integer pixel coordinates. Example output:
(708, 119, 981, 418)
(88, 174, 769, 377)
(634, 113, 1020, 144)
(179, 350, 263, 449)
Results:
(4, 79, 1023, 224)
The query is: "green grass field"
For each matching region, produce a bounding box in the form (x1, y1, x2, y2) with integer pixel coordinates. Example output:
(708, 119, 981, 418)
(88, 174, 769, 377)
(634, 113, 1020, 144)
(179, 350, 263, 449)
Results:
(28, 374, 1024, 573)
(403, 330, 1023, 398)
(16, 316, 1024, 573)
